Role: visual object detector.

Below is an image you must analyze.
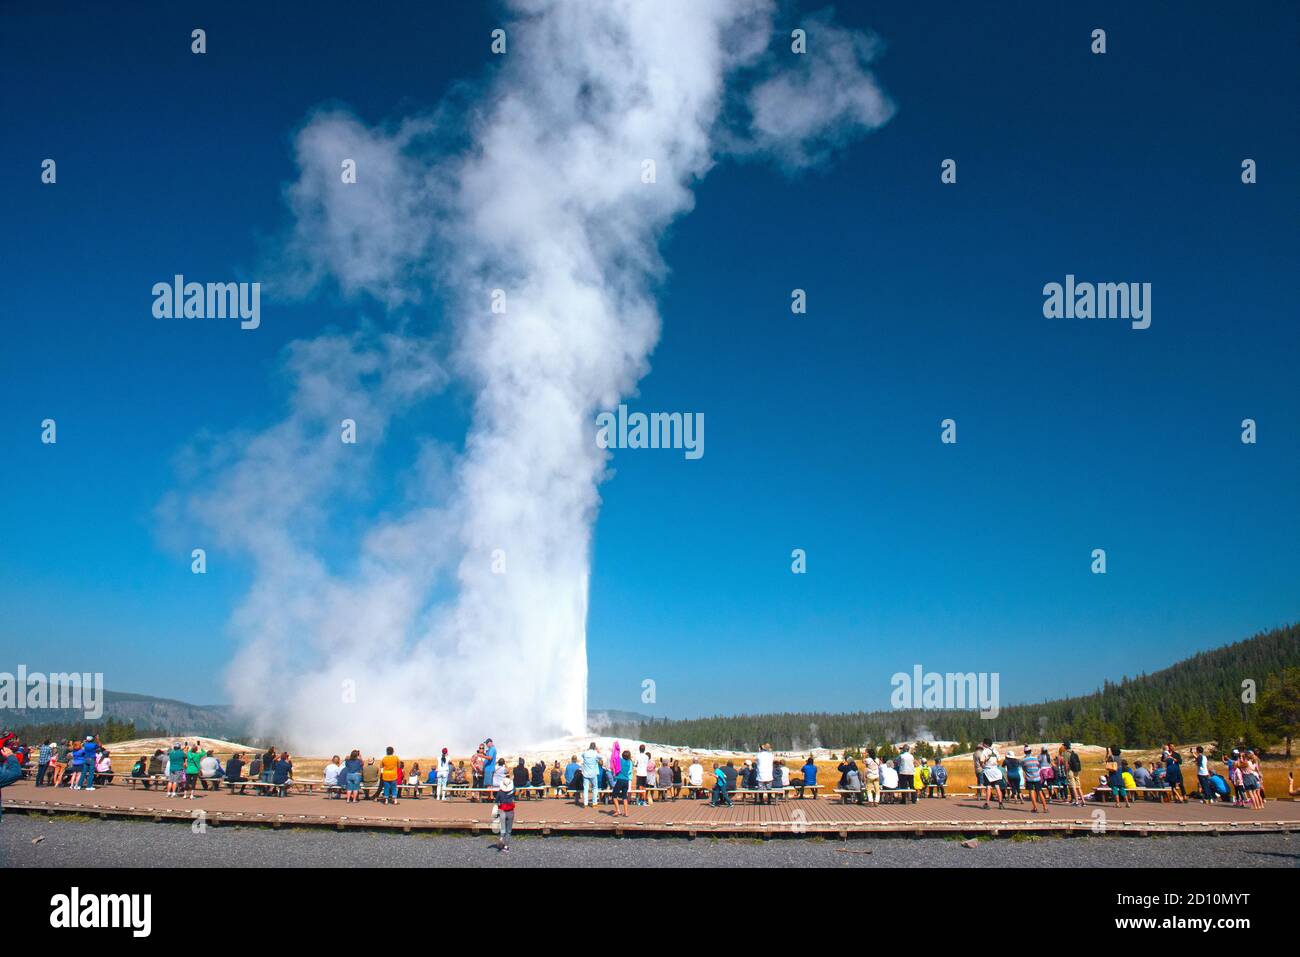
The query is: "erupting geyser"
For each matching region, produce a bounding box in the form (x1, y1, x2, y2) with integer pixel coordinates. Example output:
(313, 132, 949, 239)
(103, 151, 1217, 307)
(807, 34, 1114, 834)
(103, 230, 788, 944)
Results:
(168, 0, 893, 754)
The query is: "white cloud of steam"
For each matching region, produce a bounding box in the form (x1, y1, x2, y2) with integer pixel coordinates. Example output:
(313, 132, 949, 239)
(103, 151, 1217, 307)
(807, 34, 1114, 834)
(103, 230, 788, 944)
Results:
(173, 0, 893, 754)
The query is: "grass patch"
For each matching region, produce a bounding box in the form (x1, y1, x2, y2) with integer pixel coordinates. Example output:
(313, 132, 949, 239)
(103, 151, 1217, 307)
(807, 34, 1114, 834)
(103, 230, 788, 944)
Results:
(39, 812, 98, 824)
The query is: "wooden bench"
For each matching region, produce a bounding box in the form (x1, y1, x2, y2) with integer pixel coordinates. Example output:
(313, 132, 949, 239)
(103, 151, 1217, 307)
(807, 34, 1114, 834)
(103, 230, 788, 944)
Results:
(221, 779, 294, 796)
(835, 787, 917, 805)
(126, 775, 168, 790)
(1090, 785, 1171, 803)
(729, 786, 797, 803)
(1131, 786, 1173, 802)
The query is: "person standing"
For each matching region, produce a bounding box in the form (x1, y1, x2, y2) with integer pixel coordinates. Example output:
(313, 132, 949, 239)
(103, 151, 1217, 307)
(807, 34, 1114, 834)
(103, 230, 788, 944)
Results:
(710, 762, 732, 807)
(184, 741, 205, 800)
(634, 744, 649, 806)
(79, 735, 99, 790)
(380, 746, 400, 805)
(755, 744, 776, 804)
(929, 757, 948, 798)
(1021, 745, 1048, 814)
(1195, 746, 1213, 804)
(166, 742, 185, 797)
(1002, 749, 1021, 802)
(436, 749, 451, 801)
(1163, 748, 1186, 802)
(471, 745, 486, 792)
(978, 741, 1004, 809)
(35, 740, 51, 787)
(611, 748, 632, 816)
(644, 753, 658, 806)
(1060, 741, 1085, 807)
(897, 745, 915, 794)
(68, 741, 86, 790)
(580, 742, 601, 808)
(51, 740, 71, 788)
(494, 767, 516, 852)
(863, 749, 881, 804)
(343, 750, 364, 804)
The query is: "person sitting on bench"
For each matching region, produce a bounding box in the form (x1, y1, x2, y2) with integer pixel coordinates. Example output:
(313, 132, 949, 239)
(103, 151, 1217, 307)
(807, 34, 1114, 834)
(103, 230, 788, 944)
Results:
(323, 755, 342, 796)
(797, 756, 818, 798)
(271, 752, 293, 796)
(362, 757, 380, 799)
(1131, 761, 1153, 792)
(879, 759, 901, 799)
(94, 749, 114, 787)
(147, 749, 165, 782)
(225, 753, 248, 793)
(199, 752, 224, 790)
(131, 755, 149, 788)
(687, 759, 704, 797)
(927, 758, 947, 798)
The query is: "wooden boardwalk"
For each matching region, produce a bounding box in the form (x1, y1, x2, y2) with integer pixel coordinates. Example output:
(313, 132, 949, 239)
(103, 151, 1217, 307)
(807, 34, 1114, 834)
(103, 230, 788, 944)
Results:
(8, 779, 1299, 837)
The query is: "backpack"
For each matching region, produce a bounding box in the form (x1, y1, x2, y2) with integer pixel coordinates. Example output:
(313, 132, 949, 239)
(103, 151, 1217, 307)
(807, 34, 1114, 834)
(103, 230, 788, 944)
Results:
(1068, 750, 1081, 773)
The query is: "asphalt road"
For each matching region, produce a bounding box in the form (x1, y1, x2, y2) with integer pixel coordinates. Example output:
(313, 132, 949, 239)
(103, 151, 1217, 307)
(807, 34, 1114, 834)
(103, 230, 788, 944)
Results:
(3, 812, 1297, 868)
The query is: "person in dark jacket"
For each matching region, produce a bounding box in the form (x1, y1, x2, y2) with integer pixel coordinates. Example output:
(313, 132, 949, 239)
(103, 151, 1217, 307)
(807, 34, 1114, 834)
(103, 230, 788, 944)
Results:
(271, 752, 292, 796)
(225, 753, 247, 793)
(0, 746, 23, 822)
(836, 758, 859, 789)
(722, 761, 738, 790)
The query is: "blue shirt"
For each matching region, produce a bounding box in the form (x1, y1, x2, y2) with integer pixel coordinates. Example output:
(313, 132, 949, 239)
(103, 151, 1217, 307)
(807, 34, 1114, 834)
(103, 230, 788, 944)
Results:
(801, 763, 817, 785)
(564, 761, 579, 784)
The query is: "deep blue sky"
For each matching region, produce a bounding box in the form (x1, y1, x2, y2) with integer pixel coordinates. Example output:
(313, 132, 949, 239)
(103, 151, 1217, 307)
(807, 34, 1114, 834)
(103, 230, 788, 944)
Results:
(2, 2, 1297, 717)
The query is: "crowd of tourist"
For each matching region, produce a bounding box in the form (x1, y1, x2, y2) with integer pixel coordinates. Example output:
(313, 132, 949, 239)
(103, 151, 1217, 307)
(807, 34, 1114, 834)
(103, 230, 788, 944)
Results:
(0, 727, 1287, 843)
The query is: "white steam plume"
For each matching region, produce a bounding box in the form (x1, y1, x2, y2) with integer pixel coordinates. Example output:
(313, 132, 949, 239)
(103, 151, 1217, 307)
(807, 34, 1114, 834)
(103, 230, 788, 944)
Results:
(168, 0, 893, 754)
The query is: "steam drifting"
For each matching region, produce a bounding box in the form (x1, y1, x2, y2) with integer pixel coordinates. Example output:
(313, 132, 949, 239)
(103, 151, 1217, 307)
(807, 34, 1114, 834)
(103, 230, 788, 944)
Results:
(171, 0, 893, 753)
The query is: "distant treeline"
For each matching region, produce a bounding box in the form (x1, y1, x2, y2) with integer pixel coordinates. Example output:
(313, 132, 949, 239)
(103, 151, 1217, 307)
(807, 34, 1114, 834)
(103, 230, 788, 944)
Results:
(608, 624, 1300, 756)
(6, 717, 160, 746)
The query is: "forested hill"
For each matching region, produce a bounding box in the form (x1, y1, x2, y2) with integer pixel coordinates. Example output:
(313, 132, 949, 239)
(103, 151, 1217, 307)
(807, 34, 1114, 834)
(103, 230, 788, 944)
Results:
(609, 624, 1300, 753)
